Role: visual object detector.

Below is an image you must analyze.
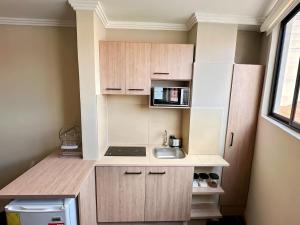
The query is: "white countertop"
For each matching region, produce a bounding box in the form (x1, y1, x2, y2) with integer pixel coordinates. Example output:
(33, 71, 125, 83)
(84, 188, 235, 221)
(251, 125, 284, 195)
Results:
(96, 145, 229, 167)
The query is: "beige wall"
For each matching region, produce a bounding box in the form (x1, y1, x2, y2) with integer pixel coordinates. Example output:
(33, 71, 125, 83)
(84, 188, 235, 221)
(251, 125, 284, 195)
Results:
(106, 96, 182, 146)
(245, 118, 300, 225)
(245, 26, 300, 225)
(106, 29, 188, 43)
(235, 30, 263, 64)
(0, 25, 80, 190)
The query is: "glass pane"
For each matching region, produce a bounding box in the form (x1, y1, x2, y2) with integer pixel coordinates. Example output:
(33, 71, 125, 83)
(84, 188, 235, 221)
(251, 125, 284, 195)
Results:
(295, 88, 300, 123)
(273, 12, 300, 119)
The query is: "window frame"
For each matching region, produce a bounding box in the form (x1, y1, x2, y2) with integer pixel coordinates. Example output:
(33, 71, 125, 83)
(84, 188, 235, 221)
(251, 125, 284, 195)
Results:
(269, 3, 300, 133)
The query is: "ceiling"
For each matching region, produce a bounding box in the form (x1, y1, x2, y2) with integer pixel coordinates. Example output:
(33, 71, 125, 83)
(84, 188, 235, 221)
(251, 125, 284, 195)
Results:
(101, 0, 277, 24)
(0, 0, 278, 26)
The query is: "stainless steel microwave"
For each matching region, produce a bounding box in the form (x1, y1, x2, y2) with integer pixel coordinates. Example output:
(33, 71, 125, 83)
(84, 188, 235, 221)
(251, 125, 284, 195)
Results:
(151, 87, 190, 107)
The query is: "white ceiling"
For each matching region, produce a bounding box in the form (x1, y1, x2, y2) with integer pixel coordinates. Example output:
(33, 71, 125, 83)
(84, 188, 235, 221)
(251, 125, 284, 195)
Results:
(101, 0, 277, 24)
(0, 0, 278, 26)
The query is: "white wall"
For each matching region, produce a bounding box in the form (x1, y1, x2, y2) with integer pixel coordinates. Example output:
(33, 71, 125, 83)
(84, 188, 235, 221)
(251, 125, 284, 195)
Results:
(188, 23, 237, 155)
(76, 11, 106, 159)
(245, 25, 300, 225)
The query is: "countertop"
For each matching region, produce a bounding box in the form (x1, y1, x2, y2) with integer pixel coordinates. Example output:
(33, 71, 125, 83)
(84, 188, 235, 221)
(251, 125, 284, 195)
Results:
(0, 146, 228, 199)
(97, 145, 229, 167)
(0, 152, 96, 199)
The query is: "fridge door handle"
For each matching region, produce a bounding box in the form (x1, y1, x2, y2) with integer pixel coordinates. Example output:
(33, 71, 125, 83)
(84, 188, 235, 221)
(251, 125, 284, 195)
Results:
(5, 205, 65, 213)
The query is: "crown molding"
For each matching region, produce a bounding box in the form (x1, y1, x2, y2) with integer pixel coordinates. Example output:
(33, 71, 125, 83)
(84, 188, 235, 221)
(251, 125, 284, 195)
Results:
(68, 0, 108, 26)
(0, 17, 75, 27)
(186, 12, 264, 30)
(106, 21, 187, 31)
(68, 0, 265, 31)
(260, 0, 299, 33)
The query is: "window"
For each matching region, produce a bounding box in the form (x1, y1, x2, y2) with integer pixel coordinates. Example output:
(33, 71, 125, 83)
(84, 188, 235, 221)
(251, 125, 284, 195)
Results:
(270, 4, 300, 132)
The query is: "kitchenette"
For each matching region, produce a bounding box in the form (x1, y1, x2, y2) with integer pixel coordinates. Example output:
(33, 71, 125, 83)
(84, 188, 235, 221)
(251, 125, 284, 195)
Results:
(0, 2, 265, 225)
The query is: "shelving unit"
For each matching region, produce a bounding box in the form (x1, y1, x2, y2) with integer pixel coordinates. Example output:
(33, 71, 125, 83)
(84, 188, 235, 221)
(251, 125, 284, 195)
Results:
(191, 203, 222, 219)
(192, 186, 224, 195)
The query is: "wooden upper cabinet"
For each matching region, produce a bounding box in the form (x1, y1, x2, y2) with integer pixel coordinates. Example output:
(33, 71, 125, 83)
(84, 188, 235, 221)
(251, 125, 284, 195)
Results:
(125, 43, 151, 95)
(151, 44, 194, 80)
(99, 41, 126, 94)
(96, 166, 146, 222)
(145, 167, 193, 221)
(99, 42, 194, 95)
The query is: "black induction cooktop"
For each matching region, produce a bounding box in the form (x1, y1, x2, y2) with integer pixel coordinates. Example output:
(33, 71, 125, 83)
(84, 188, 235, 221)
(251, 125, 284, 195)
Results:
(104, 146, 146, 157)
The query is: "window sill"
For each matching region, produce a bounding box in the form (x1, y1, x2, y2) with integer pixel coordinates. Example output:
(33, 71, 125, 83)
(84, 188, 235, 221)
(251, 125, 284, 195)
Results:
(262, 115, 300, 141)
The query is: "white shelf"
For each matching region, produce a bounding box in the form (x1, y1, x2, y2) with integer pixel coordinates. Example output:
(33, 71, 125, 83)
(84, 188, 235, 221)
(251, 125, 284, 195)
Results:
(149, 105, 190, 109)
(191, 203, 222, 219)
(192, 186, 224, 195)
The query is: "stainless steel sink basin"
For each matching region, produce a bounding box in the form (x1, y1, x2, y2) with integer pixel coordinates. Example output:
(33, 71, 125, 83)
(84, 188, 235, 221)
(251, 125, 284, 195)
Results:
(153, 147, 185, 159)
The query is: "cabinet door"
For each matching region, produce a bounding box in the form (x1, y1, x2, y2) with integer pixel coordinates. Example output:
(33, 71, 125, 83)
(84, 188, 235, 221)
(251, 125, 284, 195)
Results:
(168, 44, 194, 80)
(99, 41, 126, 94)
(220, 65, 264, 215)
(151, 44, 170, 80)
(151, 44, 194, 80)
(125, 43, 151, 95)
(96, 167, 146, 222)
(145, 167, 193, 221)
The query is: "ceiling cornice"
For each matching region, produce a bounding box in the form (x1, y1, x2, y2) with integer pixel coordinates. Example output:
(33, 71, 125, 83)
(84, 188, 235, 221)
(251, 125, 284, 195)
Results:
(68, 0, 109, 26)
(106, 21, 187, 31)
(69, 0, 264, 31)
(0, 17, 75, 27)
(186, 12, 264, 30)
(260, 0, 299, 33)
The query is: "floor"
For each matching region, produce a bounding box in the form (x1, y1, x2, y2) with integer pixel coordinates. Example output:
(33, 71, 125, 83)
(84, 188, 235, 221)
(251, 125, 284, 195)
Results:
(0, 212, 6, 224)
(0, 211, 245, 225)
(207, 217, 245, 225)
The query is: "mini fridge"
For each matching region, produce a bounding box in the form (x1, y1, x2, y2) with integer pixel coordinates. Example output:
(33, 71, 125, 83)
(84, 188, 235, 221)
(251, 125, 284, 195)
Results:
(5, 198, 77, 225)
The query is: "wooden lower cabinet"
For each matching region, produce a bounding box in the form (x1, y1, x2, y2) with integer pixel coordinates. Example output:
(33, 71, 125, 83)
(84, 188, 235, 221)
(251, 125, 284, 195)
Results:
(96, 167, 146, 222)
(145, 167, 193, 221)
(96, 166, 193, 223)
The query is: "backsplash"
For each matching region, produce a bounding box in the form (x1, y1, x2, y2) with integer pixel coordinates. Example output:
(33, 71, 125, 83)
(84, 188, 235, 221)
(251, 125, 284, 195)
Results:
(105, 95, 182, 146)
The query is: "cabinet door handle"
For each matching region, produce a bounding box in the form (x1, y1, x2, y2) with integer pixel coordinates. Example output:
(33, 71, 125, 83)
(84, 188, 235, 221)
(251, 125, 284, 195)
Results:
(153, 72, 170, 75)
(229, 132, 234, 147)
(127, 88, 144, 91)
(106, 88, 122, 90)
(124, 171, 142, 175)
(149, 171, 166, 175)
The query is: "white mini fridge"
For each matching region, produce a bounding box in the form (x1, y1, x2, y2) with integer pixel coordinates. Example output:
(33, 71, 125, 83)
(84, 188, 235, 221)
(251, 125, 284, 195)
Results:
(5, 198, 77, 225)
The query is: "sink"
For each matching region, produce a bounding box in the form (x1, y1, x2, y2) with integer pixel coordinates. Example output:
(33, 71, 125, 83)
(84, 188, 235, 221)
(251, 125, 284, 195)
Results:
(153, 147, 185, 159)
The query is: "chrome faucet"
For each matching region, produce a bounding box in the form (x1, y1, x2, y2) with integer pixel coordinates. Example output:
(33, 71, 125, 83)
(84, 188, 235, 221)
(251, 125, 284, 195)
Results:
(163, 130, 168, 147)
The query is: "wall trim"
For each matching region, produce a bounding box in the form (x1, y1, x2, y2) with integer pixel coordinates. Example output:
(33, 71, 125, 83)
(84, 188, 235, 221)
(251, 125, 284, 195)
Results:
(0, 1, 268, 31)
(68, 0, 265, 31)
(68, 0, 109, 27)
(186, 12, 263, 30)
(0, 17, 75, 27)
(106, 21, 187, 31)
(260, 0, 299, 33)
